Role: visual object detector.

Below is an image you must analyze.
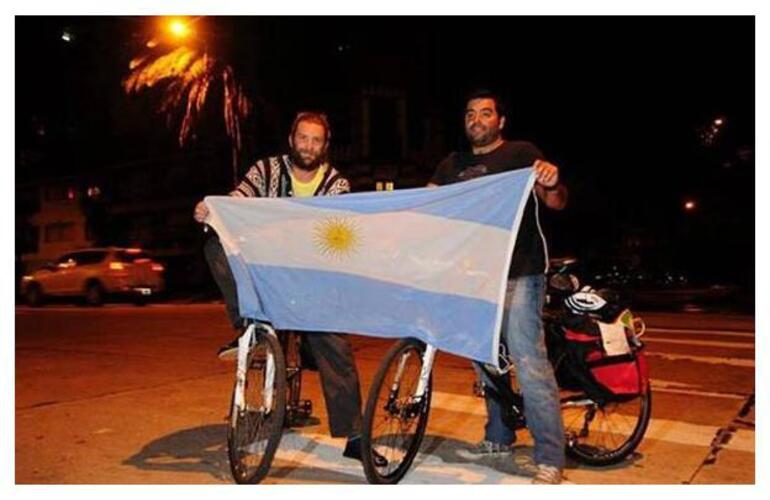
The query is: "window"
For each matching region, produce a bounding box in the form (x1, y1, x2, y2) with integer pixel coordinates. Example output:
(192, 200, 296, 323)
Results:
(54, 253, 77, 268)
(44, 222, 76, 243)
(55, 253, 76, 264)
(73, 251, 107, 265)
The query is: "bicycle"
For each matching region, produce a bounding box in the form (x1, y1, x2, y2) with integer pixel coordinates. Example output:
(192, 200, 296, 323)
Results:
(226, 321, 316, 484)
(360, 262, 652, 484)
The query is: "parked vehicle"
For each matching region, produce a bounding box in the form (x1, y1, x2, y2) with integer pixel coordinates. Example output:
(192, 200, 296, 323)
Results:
(20, 247, 165, 306)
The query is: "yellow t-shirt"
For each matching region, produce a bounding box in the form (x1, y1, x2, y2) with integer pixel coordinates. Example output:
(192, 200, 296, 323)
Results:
(290, 164, 327, 198)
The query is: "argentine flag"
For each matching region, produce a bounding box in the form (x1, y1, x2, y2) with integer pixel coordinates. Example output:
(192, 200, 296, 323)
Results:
(205, 168, 535, 367)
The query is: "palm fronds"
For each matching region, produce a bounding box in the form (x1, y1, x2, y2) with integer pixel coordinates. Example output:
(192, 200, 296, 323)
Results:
(123, 29, 252, 179)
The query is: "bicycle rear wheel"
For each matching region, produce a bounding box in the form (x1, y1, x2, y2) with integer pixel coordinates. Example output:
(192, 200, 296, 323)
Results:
(227, 329, 287, 483)
(562, 384, 652, 465)
(362, 338, 432, 484)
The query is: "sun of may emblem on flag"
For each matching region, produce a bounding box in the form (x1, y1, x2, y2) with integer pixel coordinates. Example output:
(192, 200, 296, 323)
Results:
(313, 216, 361, 258)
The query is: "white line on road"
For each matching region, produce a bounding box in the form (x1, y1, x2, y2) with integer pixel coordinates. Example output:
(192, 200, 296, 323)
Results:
(649, 386, 747, 400)
(643, 337, 754, 349)
(429, 391, 754, 452)
(643, 419, 754, 452)
(272, 430, 536, 484)
(645, 327, 754, 338)
(650, 379, 749, 400)
(645, 351, 754, 368)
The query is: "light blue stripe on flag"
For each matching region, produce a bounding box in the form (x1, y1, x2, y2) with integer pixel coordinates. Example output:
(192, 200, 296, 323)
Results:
(282, 168, 534, 230)
(229, 264, 499, 364)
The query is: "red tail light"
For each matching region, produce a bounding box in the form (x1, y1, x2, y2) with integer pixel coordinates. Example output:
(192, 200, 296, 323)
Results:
(151, 263, 165, 272)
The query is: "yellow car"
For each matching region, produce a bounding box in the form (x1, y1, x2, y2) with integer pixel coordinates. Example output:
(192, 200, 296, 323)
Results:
(21, 247, 165, 306)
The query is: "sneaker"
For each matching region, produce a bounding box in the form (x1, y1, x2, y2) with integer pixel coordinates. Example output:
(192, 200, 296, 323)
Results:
(342, 436, 388, 468)
(512, 454, 538, 476)
(455, 440, 515, 460)
(217, 336, 240, 360)
(531, 464, 562, 484)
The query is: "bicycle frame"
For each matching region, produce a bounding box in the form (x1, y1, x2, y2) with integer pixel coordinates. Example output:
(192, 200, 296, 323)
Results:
(403, 341, 528, 431)
(281, 331, 314, 426)
(408, 342, 593, 436)
(408, 344, 523, 409)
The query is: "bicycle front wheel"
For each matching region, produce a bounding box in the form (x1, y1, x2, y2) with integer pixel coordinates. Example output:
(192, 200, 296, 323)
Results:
(227, 329, 287, 483)
(362, 338, 432, 484)
(562, 384, 652, 466)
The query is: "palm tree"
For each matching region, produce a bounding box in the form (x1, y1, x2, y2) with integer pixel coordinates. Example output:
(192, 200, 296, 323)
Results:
(123, 17, 252, 184)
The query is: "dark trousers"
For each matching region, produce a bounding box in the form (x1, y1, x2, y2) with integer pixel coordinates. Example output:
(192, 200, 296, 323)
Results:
(203, 235, 363, 437)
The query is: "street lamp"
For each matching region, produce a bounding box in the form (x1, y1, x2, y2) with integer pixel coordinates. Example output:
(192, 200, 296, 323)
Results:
(167, 18, 191, 39)
(684, 200, 696, 212)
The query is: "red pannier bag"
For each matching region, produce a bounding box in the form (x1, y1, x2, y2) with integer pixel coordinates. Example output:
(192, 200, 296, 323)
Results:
(562, 311, 649, 402)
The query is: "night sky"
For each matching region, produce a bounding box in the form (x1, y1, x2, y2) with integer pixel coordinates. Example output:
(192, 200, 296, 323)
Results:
(15, 16, 755, 287)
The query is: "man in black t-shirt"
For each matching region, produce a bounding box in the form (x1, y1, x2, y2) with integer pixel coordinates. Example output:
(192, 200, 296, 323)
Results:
(429, 90, 568, 484)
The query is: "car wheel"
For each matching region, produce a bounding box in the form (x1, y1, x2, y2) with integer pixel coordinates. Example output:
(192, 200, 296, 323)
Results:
(84, 282, 105, 307)
(24, 284, 44, 307)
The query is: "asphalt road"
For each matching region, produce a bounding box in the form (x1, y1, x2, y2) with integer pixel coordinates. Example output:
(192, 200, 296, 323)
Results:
(14, 304, 755, 484)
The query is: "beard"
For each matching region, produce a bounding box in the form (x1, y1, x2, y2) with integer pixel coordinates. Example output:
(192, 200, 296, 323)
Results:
(289, 148, 325, 171)
(466, 125, 501, 148)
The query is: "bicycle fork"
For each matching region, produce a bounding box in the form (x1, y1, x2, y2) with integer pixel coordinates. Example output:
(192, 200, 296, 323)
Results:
(390, 343, 436, 414)
(233, 323, 277, 416)
(415, 344, 437, 398)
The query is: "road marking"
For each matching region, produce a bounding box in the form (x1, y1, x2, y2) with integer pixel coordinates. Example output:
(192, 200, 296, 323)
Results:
(270, 430, 536, 484)
(650, 381, 749, 400)
(644, 419, 754, 452)
(429, 391, 754, 453)
(643, 337, 754, 349)
(645, 327, 754, 338)
(645, 351, 754, 368)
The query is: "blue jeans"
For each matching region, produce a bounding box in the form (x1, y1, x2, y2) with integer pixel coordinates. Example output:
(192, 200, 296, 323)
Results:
(475, 274, 565, 469)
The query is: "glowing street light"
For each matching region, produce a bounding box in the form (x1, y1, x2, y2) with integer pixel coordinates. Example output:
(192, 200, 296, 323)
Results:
(684, 200, 697, 212)
(167, 19, 191, 39)
(714, 118, 724, 126)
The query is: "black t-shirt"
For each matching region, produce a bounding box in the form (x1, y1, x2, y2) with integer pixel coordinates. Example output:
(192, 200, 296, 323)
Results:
(430, 140, 547, 277)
